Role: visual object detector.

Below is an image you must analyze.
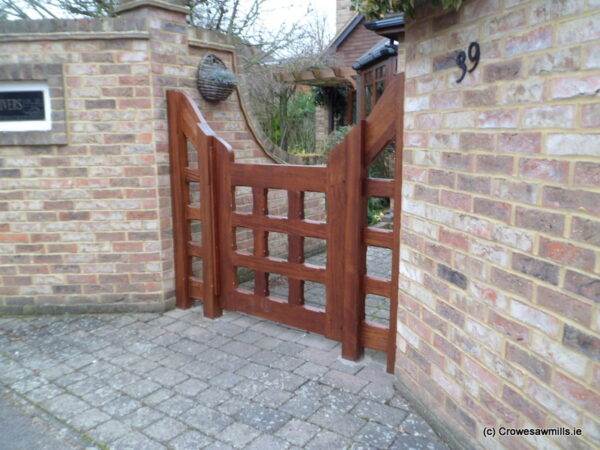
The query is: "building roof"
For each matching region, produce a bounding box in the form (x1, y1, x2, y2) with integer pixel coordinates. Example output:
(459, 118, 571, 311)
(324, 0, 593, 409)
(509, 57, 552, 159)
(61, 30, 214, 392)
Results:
(352, 39, 397, 70)
(327, 14, 364, 51)
(364, 14, 405, 40)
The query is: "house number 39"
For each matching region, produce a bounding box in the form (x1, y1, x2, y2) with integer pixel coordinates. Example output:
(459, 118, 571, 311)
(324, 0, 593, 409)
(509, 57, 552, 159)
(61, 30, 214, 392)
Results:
(456, 42, 480, 83)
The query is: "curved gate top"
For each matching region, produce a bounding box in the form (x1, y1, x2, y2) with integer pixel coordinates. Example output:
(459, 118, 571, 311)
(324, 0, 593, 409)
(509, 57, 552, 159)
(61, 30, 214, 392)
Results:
(167, 74, 404, 372)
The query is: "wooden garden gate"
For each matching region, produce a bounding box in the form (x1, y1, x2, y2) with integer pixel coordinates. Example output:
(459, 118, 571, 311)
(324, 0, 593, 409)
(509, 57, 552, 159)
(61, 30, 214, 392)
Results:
(167, 74, 404, 372)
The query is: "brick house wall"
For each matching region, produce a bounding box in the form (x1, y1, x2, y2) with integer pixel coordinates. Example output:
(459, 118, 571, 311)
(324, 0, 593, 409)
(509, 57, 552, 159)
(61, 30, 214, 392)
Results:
(336, 0, 355, 32)
(0, 1, 324, 313)
(396, 1, 600, 449)
(335, 19, 387, 68)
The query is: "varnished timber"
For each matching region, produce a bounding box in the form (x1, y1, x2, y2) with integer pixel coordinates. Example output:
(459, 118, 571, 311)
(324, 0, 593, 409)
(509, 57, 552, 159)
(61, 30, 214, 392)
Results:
(166, 73, 404, 372)
(342, 121, 367, 360)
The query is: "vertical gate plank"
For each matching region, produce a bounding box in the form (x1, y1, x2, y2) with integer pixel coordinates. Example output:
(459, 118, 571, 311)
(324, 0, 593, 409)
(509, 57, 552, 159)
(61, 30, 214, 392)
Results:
(387, 73, 405, 373)
(214, 140, 235, 310)
(198, 131, 221, 318)
(342, 120, 367, 360)
(253, 187, 269, 297)
(167, 91, 191, 309)
(288, 190, 304, 305)
(326, 142, 346, 341)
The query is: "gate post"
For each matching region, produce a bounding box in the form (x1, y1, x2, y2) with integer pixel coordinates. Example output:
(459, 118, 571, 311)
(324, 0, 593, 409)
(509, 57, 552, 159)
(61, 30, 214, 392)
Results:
(167, 91, 192, 309)
(342, 120, 367, 360)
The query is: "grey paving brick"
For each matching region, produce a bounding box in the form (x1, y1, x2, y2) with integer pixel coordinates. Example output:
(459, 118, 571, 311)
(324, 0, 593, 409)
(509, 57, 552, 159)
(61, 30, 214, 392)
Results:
(112, 431, 166, 450)
(322, 389, 361, 413)
(67, 407, 111, 430)
(256, 388, 293, 408)
(230, 378, 266, 399)
(275, 418, 321, 446)
(170, 431, 214, 450)
(280, 394, 321, 419)
(143, 388, 174, 406)
(321, 369, 369, 393)
(122, 406, 164, 428)
(174, 378, 208, 397)
(41, 393, 90, 419)
(400, 413, 442, 440)
(181, 405, 233, 436)
(293, 361, 328, 379)
(390, 434, 449, 450)
(246, 434, 290, 450)
(195, 387, 230, 407)
(356, 421, 397, 449)
(148, 367, 188, 387)
(101, 395, 143, 418)
(122, 379, 161, 399)
(80, 386, 120, 406)
(309, 406, 366, 438)
(217, 396, 253, 416)
(221, 340, 260, 358)
(221, 422, 261, 448)
(208, 372, 243, 390)
(305, 430, 350, 450)
(155, 394, 195, 417)
(359, 380, 396, 403)
(143, 417, 187, 442)
(353, 399, 409, 427)
(91, 419, 132, 443)
(235, 403, 291, 433)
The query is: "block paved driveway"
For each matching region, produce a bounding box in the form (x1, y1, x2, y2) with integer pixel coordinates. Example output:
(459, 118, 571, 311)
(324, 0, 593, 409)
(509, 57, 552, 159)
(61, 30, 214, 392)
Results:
(0, 305, 449, 450)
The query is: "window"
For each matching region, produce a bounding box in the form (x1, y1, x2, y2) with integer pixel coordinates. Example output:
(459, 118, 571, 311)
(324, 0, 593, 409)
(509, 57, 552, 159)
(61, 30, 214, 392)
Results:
(0, 81, 51, 132)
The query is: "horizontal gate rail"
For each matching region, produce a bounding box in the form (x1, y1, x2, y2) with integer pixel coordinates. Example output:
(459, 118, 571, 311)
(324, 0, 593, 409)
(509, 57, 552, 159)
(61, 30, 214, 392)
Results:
(231, 213, 328, 239)
(230, 163, 327, 191)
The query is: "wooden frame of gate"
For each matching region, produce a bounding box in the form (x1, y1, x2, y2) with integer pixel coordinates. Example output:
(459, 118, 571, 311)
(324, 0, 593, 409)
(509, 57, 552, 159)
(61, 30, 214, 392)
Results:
(167, 73, 404, 372)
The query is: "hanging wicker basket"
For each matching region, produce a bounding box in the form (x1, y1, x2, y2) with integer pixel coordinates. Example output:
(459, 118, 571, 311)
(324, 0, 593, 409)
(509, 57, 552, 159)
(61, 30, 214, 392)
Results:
(197, 54, 237, 103)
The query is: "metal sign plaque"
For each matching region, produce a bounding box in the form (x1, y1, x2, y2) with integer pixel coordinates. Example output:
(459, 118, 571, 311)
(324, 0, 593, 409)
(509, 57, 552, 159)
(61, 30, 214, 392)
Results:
(0, 91, 45, 121)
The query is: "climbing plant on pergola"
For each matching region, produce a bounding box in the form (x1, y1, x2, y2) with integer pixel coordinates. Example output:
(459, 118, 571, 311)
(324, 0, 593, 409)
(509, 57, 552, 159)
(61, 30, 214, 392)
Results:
(351, 0, 463, 18)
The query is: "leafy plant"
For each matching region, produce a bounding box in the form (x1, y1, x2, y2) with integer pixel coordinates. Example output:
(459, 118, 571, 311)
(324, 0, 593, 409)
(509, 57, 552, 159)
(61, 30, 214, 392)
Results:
(351, 0, 463, 19)
(205, 67, 237, 87)
(367, 197, 390, 225)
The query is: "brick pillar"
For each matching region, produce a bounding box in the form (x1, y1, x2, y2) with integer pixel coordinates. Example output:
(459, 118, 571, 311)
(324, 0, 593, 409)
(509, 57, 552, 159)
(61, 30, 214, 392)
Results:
(115, 0, 190, 303)
(315, 106, 329, 151)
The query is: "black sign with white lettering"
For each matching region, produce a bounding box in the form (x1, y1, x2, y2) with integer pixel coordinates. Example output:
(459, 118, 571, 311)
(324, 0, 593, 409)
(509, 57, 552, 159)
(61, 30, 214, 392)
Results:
(0, 91, 45, 121)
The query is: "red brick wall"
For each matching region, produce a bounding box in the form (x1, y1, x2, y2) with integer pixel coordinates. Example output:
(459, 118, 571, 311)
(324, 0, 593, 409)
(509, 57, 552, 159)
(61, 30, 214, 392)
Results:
(0, 4, 325, 311)
(397, 1, 600, 449)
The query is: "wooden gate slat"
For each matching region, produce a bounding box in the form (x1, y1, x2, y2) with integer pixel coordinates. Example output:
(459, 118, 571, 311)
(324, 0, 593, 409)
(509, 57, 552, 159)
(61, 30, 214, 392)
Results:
(229, 289, 326, 334)
(231, 164, 327, 191)
(231, 214, 327, 239)
(252, 187, 269, 297)
(364, 228, 394, 248)
(288, 190, 305, 305)
(231, 253, 326, 283)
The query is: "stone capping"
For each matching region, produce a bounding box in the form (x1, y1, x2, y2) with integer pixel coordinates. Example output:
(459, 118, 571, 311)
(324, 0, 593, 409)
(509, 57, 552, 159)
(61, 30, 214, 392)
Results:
(115, 0, 190, 15)
(188, 38, 235, 53)
(0, 31, 150, 43)
(0, 31, 150, 42)
(0, 63, 67, 146)
(0, 16, 148, 35)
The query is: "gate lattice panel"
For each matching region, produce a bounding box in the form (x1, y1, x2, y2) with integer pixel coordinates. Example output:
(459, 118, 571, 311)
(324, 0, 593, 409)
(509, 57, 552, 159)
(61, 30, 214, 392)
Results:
(167, 74, 404, 372)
